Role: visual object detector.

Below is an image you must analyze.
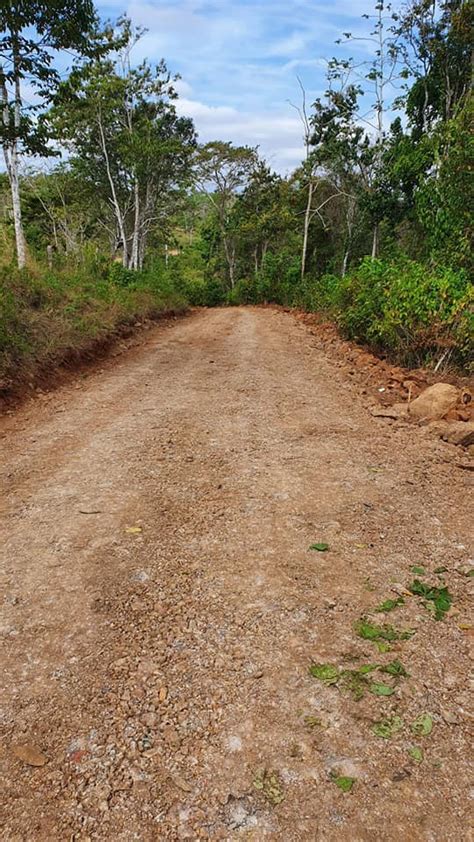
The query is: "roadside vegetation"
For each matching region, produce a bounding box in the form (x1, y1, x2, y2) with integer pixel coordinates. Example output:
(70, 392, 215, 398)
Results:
(0, 0, 472, 392)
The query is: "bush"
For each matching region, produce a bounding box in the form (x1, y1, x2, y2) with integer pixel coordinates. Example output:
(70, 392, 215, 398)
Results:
(310, 257, 473, 368)
(256, 251, 301, 305)
(0, 262, 188, 391)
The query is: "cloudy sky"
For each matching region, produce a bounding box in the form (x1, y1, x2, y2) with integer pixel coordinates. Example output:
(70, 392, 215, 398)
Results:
(96, 0, 380, 173)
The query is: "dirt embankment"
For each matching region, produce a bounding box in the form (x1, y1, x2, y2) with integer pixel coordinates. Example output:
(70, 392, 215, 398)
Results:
(1, 307, 472, 840)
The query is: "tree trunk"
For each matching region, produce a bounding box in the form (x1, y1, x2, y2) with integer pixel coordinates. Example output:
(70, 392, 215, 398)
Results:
(130, 179, 140, 270)
(342, 247, 350, 277)
(1, 63, 27, 268)
(223, 236, 235, 288)
(342, 198, 355, 276)
(253, 247, 258, 277)
(97, 113, 128, 268)
(371, 223, 379, 259)
(9, 139, 27, 268)
(301, 179, 313, 280)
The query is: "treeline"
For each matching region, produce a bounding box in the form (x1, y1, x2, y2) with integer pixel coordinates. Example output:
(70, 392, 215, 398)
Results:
(179, 0, 472, 368)
(0, 0, 472, 388)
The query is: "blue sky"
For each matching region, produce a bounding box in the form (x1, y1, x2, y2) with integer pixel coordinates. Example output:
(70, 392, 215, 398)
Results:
(96, 0, 385, 173)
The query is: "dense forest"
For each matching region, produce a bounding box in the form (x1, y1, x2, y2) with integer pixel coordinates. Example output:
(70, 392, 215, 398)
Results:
(0, 0, 472, 390)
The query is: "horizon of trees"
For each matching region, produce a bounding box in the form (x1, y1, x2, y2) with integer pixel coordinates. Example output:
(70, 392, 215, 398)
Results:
(0, 0, 472, 285)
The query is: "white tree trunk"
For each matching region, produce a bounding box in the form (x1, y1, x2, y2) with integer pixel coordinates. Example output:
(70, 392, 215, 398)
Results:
(130, 179, 140, 270)
(342, 248, 350, 277)
(97, 113, 128, 268)
(223, 236, 236, 288)
(301, 179, 313, 280)
(1, 66, 27, 268)
(9, 139, 27, 268)
(371, 223, 379, 259)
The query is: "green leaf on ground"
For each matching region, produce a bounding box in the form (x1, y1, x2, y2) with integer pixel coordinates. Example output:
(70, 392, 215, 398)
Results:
(411, 565, 426, 575)
(340, 670, 368, 701)
(309, 542, 329, 552)
(375, 641, 391, 653)
(355, 619, 415, 643)
(372, 715, 404, 739)
(357, 664, 380, 675)
(309, 663, 339, 684)
(411, 714, 433, 736)
(375, 597, 405, 613)
(253, 769, 284, 805)
(434, 566, 448, 574)
(409, 746, 423, 762)
(303, 715, 322, 728)
(408, 579, 452, 620)
(369, 682, 395, 696)
(331, 774, 355, 792)
(380, 659, 409, 678)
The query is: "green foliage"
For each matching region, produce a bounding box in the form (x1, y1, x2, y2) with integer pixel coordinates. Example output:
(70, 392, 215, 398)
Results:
(372, 716, 404, 739)
(355, 618, 415, 643)
(380, 660, 409, 678)
(309, 664, 340, 684)
(304, 258, 472, 369)
(375, 597, 405, 613)
(411, 714, 433, 737)
(0, 261, 187, 391)
(408, 579, 453, 620)
(331, 774, 355, 792)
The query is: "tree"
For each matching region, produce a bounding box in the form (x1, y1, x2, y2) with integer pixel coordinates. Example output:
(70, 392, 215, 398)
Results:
(50, 19, 196, 269)
(194, 141, 258, 288)
(0, 0, 98, 267)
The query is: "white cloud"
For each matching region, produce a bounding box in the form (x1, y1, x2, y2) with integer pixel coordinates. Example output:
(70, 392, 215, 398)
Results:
(175, 96, 305, 173)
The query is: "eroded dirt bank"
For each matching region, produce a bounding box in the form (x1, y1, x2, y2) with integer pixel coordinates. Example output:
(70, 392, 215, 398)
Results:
(0, 307, 472, 840)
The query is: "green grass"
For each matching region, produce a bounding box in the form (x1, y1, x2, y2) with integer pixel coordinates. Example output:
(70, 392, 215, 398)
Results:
(0, 261, 188, 394)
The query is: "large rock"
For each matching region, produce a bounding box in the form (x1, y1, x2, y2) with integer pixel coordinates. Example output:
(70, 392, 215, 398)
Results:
(440, 421, 474, 447)
(408, 383, 459, 421)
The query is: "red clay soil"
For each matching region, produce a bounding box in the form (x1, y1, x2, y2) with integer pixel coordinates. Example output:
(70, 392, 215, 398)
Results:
(0, 307, 472, 840)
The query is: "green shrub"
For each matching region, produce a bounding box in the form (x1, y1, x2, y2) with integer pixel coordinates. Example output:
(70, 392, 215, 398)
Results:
(309, 257, 473, 368)
(0, 262, 188, 391)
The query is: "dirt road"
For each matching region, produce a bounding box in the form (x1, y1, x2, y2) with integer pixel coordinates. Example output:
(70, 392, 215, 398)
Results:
(1, 307, 472, 840)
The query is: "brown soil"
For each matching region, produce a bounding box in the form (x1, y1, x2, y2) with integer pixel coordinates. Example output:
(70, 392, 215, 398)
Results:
(1, 307, 472, 841)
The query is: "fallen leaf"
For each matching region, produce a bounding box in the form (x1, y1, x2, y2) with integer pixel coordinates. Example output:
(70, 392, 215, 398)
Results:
(253, 769, 284, 804)
(125, 526, 142, 534)
(408, 579, 452, 620)
(411, 714, 433, 736)
(309, 663, 339, 684)
(408, 746, 423, 762)
(303, 715, 323, 728)
(380, 659, 409, 678)
(332, 774, 355, 792)
(372, 715, 404, 739)
(369, 682, 395, 696)
(12, 743, 47, 767)
(375, 597, 405, 613)
(309, 542, 329, 552)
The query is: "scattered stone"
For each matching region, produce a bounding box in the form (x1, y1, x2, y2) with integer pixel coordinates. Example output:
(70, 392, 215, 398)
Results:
(325, 757, 364, 781)
(408, 383, 459, 421)
(441, 709, 460, 725)
(371, 403, 408, 420)
(12, 743, 47, 767)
